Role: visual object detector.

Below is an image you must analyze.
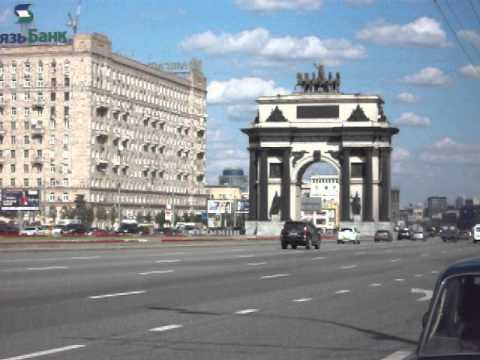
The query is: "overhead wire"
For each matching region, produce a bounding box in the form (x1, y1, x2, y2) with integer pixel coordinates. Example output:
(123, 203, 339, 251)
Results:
(433, 0, 480, 77)
(445, 0, 480, 60)
(468, 0, 480, 28)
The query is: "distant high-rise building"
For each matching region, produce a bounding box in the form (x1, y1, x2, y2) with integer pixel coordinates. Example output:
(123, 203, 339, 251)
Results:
(391, 188, 400, 223)
(455, 196, 465, 209)
(218, 168, 248, 192)
(426, 196, 448, 217)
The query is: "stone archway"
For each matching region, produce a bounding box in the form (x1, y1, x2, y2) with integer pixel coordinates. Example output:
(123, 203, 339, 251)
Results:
(241, 66, 399, 236)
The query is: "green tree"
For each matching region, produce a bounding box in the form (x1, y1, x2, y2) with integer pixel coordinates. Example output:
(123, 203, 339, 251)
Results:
(109, 207, 117, 225)
(60, 205, 74, 219)
(155, 211, 165, 228)
(48, 206, 57, 220)
(145, 212, 152, 223)
(85, 206, 95, 227)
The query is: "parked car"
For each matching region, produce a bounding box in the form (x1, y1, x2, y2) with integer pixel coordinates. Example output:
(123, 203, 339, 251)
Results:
(36, 225, 51, 236)
(397, 228, 411, 240)
(337, 227, 360, 244)
(374, 230, 392, 242)
(158, 227, 182, 236)
(87, 228, 115, 237)
(19, 226, 40, 236)
(412, 230, 426, 241)
(409, 257, 480, 359)
(0, 224, 19, 236)
(51, 225, 65, 236)
(116, 223, 139, 234)
(63, 223, 87, 235)
(441, 225, 459, 242)
(473, 224, 480, 244)
(280, 221, 320, 249)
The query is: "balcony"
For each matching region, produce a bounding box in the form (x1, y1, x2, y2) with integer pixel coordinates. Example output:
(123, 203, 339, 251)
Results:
(31, 156, 45, 166)
(31, 126, 45, 137)
(94, 153, 109, 166)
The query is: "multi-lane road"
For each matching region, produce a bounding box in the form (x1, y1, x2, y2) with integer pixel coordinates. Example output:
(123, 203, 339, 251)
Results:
(0, 238, 478, 360)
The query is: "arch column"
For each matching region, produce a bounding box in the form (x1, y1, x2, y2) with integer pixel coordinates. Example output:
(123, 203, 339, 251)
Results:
(258, 149, 269, 221)
(379, 147, 392, 221)
(281, 148, 291, 221)
(363, 148, 373, 221)
(340, 148, 351, 222)
(248, 148, 258, 221)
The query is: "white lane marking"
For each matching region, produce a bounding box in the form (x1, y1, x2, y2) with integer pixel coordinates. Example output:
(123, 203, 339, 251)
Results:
(369, 283, 382, 287)
(149, 324, 183, 332)
(70, 256, 101, 260)
(293, 297, 312, 302)
(155, 259, 181, 263)
(88, 290, 146, 299)
(394, 278, 405, 282)
(312, 256, 326, 260)
(0, 344, 86, 360)
(26, 266, 68, 271)
(355, 251, 366, 255)
(411, 288, 433, 302)
(260, 273, 289, 279)
(390, 258, 401, 263)
(235, 308, 258, 315)
(247, 262, 266, 266)
(335, 290, 351, 294)
(139, 269, 174, 276)
(340, 265, 357, 270)
(431, 270, 439, 274)
(380, 350, 412, 360)
(163, 252, 186, 256)
(414, 274, 424, 278)
(235, 254, 255, 259)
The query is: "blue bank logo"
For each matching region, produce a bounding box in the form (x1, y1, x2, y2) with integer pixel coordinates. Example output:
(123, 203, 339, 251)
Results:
(14, 4, 34, 24)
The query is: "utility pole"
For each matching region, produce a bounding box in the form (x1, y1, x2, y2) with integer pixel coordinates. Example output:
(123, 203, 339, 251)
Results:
(117, 182, 121, 227)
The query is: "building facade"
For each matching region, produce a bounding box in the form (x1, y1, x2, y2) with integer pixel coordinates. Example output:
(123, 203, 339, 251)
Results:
(218, 168, 248, 192)
(426, 196, 448, 218)
(391, 187, 400, 224)
(0, 33, 207, 223)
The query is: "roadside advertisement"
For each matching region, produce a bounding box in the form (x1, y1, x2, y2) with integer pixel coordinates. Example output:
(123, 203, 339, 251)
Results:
(207, 200, 232, 214)
(236, 200, 249, 213)
(1, 189, 40, 211)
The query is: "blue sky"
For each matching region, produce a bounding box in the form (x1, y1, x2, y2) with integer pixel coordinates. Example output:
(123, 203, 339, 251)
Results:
(1, 0, 480, 207)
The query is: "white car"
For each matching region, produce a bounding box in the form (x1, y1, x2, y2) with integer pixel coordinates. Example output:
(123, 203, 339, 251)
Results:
(473, 224, 480, 244)
(19, 227, 40, 236)
(337, 227, 360, 244)
(51, 225, 65, 236)
(412, 231, 425, 241)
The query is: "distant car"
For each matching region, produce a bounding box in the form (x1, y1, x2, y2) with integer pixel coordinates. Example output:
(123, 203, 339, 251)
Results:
(19, 226, 40, 236)
(87, 228, 114, 237)
(116, 223, 139, 234)
(441, 225, 459, 242)
(409, 257, 480, 359)
(36, 226, 51, 236)
(159, 228, 182, 236)
(474, 224, 480, 244)
(51, 225, 65, 236)
(397, 228, 411, 240)
(0, 224, 19, 236)
(280, 221, 320, 249)
(374, 230, 392, 242)
(62, 223, 87, 235)
(412, 230, 426, 241)
(337, 227, 360, 244)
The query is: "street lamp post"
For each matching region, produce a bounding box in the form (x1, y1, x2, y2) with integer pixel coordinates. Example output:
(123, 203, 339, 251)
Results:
(117, 182, 121, 227)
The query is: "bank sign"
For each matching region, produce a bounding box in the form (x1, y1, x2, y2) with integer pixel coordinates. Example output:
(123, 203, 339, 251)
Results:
(0, 4, 69, 45)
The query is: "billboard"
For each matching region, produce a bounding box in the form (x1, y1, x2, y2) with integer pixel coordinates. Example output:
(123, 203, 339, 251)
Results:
(236, 200, 249, 213)
(1, 189, 40, 210)
(207, 200, 232, 214)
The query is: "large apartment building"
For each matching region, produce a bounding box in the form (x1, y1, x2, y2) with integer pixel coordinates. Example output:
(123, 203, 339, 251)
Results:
(0, 33, 207, 221)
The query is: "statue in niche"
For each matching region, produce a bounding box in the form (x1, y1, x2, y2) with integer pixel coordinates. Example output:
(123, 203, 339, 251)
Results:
(351, 192, 361, 215)
(270, 191, 281, 216)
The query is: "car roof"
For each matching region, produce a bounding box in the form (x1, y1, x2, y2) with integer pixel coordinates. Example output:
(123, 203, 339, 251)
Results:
(441, 257, 480, 279)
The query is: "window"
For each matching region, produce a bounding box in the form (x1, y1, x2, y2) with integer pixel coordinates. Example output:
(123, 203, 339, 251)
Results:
(10, 178, 15, 186)
(24, 107, 30, 117)
(24, 91, 30, 101)
(50, 92, 56, 101)
(351, 163, 365, 178)
(49, 135, 55, 145)
(64, 77, 70, 87)
(269, 163, 283, 178)
(24, 178, 29, 187)
(11, 92, 16, 101)
(24, 149, 29, 158)
(24, 136, 29, 145)
(62, 178, 69, 187)
(24, 164, 29, 173)
(63, 192, 69, 202)
(51, 78, 56, 87)
(50, 166, 55, 174)
(48, 193, 55, 202)
(37, 178, 42, 187)
(10, 150, 15, 158)
(10, 164, 15, 173)
(64, 92, 70, 101)
(36, 149, 42, 157)
(11, 136, 16, 144)
(11, 107, 16, 116)
(50, 178, 56, 186)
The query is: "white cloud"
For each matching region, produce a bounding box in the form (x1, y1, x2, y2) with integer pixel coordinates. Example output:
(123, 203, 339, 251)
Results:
(207, 77, 288, 104)
(180, 27, 366, 65)
(356, 17, 449, 47)
(394, 112, 431, 127)
(235, 0, 323, 11)
(420, 137, 480, 164)
(396, 92, 418, 103)
(460, 64, 480, 79)
(458, 29, 480, 49)
(226, 104, 258, 121)
(0, 8, 9, 24)
(346, 0, 375, 5)
(401, 67, 451, 86)
(392, 146, 411, 161)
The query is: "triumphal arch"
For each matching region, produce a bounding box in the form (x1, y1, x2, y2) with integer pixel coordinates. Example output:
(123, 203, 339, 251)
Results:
(242, 65, 399, 236)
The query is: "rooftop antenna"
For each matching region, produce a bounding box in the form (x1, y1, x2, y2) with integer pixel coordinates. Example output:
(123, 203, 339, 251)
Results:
(67, 0, 82, 35)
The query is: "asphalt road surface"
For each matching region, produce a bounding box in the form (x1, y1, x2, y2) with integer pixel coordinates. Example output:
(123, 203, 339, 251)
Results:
(0, 238, 478, 360)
